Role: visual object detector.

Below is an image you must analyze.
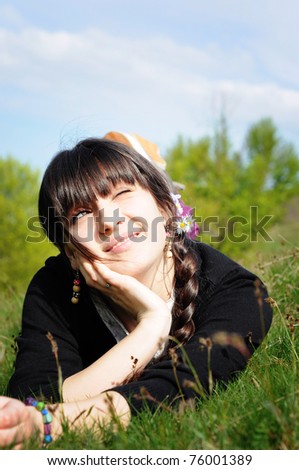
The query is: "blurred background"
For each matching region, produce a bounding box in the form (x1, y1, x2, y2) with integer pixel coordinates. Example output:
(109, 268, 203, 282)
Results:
(1, 0, 299, 293)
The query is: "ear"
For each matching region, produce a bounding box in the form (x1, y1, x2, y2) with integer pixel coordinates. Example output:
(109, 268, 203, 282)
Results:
(64, 244, 79, 270)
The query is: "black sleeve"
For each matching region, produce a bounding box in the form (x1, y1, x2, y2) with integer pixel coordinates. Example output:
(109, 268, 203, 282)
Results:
(7, 275, 83, 401)
(111, 268, 273, 414)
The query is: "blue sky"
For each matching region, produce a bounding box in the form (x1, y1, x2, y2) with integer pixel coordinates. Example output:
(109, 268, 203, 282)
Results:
(1, 0, 299, 173)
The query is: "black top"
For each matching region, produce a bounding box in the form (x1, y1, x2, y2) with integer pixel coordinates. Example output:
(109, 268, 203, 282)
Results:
(8, 242, 272, 413)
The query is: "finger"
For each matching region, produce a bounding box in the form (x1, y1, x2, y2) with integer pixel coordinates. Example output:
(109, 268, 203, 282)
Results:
(0, 399, 28, 430)
(76, 253, 127, 288)
(0, 422, 27, 448)
(92, 261, 129, 288)
(0, 396, 12, 409)
(79, 259, 116, 290)
(79, 260, 97, 284)
(78, 258, 106, 287)
(0, 399, 29, 448)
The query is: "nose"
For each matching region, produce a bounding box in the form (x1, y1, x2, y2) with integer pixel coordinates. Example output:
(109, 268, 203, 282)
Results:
(97, 204, 125, 238)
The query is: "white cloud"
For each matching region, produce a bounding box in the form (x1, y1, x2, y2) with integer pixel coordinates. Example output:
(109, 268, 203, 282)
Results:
(0, 21, 299, 165)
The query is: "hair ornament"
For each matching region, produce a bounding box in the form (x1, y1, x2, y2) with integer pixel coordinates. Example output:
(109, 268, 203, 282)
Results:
(171, 193, 199, 240)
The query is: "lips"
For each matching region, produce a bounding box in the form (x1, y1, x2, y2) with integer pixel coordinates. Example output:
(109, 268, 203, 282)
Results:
(104, 232, 141, 252)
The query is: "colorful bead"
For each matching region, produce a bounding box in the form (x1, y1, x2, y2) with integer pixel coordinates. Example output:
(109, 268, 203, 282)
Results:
(44, 424, 52, 434)
(36, 401, 45, 411)
(25, 396, 53, 445)
(43, 412, 53, 424)
(25, 397, 35, 406)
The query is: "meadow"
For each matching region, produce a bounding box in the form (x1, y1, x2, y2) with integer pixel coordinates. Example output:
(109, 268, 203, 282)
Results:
(0, 214, 298, 450)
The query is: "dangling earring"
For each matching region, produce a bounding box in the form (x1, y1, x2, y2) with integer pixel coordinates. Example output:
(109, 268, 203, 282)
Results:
(71, 270, 81, 304)
(164, 229, 173, 259)
(166, 242, 173, 258)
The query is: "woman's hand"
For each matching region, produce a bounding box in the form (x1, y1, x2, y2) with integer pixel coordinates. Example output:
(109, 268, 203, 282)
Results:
(0, 392, 130, 448)
(0, 397, 42, 449)
(79, 258, 172, 332)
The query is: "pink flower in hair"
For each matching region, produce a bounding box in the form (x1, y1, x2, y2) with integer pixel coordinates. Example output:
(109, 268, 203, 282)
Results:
(171, 193, 200, 239)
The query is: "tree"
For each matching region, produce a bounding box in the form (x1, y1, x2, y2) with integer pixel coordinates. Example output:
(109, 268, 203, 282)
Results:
(166, 117, 299, 258)
(0, 157, 57, 293)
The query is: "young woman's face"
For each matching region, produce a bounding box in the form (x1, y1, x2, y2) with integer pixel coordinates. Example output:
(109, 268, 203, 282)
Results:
(67, 183, 168, 283)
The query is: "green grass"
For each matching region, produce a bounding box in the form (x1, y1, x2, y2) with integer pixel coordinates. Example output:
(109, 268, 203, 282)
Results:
(1, 240, 299, 449)
(236, 199, 299, 272)
(0, 289, 23, 396)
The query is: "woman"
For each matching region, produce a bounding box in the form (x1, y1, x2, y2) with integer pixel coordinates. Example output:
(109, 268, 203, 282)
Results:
(0, 138, 272, 448)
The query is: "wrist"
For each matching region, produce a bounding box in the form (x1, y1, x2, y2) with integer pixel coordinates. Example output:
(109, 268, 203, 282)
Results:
(27, 406, 44, 442)
(137, 310, 172, 336)
(25, 397, 53, 445)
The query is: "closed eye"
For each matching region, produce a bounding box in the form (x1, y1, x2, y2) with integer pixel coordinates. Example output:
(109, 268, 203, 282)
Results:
(116, 189, 132, 197)
(114, 184, 136, 199)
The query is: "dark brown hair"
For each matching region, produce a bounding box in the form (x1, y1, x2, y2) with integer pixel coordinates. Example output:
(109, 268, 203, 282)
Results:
(38, 138, 199, 346)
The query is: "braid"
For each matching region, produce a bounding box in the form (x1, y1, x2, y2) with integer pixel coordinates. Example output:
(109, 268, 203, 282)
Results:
(169, 238, 199, 346)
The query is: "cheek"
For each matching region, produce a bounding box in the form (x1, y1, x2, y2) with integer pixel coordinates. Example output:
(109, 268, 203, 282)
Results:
(130, 201, 166, 234)
(70, 216, 95, 243)
(148, 217, 166, 243)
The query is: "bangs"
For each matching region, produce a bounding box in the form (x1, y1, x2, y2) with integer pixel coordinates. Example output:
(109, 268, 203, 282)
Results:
(46, 140, 150, 217)
(39, 138, 176, 249)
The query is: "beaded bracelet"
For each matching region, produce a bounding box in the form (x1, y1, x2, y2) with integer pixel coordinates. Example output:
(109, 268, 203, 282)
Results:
(25, 397, 53, 444)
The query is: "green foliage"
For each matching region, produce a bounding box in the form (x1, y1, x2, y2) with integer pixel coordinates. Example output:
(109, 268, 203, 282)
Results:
(0, 290, 23, 395)
(166, 117, 299, 259)
(0, 156, 57, 294)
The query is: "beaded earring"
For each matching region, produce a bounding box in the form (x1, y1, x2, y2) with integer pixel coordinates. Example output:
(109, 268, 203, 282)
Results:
(71, 270, 81, 304)
(164, 229, 173, 259)
(165, 244, 173, 259)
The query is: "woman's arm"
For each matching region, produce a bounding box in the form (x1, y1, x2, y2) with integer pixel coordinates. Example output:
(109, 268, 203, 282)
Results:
(8, 256, 171, 402)
(110, 267, 273, 413)
(62, 260, 172, 401)
(0, 391, 130, 449)
(62, 313, 171, 401)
